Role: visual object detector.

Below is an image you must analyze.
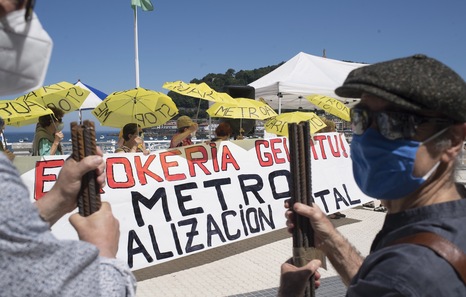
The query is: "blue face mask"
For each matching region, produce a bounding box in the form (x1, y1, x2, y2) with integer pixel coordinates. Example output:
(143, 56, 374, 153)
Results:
(350, 128, 442, 200)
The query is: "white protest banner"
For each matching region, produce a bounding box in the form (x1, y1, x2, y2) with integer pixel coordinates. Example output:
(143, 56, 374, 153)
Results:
(19, 133, 371, 271)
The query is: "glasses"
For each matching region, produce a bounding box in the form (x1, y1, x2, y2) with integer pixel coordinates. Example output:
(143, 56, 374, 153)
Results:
(350, 107, 453, 140)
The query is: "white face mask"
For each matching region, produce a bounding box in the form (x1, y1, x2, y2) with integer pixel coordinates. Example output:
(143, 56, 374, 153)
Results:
(0, 9, 53, 97)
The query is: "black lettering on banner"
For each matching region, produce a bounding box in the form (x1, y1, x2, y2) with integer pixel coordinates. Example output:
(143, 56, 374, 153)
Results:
(258, 204, 275, 230)
(334, 187, 350, 209)
(239, 204, 248, 236)
(221, 210, 241, 240)
(170, 223, 183, 255)
(127, 230, 153, 268)
(313, 184, 361, 213)
(206, 213, 227, 247)
(314, 189, 331, 213)
(238, 174, 265, 205)
(246, 207, 260, 233)
(175, 182, 204, 216)
(268, 169, 291, 200)
(178, 217, 204, 253)
(203, 178, 232, 211)
(343, 184, 361, 205)
(148, 224, 173, 260)
(132, 188, 171, 227)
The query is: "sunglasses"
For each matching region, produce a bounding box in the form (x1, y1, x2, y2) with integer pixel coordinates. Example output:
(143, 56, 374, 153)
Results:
(350, 107, 453, 140)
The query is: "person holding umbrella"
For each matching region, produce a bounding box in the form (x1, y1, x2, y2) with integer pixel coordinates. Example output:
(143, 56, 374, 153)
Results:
(32, 107, 65, 156)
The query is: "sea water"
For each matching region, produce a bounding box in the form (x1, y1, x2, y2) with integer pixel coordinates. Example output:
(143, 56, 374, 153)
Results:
(2, 130, 120, 144)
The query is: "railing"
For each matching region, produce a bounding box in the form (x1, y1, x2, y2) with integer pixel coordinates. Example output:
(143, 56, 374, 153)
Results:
(11, 139, 210, 156)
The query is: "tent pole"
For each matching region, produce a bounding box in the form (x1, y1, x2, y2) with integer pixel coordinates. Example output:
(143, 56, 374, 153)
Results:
(278, 92, 283, 114)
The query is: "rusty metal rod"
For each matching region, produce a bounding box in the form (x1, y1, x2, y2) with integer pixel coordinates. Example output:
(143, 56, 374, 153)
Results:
(289, 121, 315, 297)
(71, 120, 101, 217)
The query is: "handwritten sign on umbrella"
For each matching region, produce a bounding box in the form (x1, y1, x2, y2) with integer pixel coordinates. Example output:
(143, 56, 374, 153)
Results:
(14, 81, 90, 114)
(0, 100, 53, 127)
(306, 95, 350, 121)
(265, 111, 327, 136)
(207, 98, 277, 120)
(163, 81, 236, 104)
(92, 87, 179, 128)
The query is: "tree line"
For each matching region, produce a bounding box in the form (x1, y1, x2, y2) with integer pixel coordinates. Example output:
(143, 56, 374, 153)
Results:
(166, 63, 283, 119)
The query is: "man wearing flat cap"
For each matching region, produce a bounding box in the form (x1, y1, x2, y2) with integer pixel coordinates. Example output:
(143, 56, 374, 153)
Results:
(278, 54, 466, 296)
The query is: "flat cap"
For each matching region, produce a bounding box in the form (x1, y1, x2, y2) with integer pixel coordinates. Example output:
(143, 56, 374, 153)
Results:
(335, 54, 466, 122)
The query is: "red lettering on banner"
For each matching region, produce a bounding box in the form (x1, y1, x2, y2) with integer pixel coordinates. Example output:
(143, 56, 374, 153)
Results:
(311, 133, 349, 160)
(255, 138, 288, 167)
(339, 133, 349, 158)
(160, 150, 186, 181)
(313, 135, 328, 159)
(134, 155, 163, 185)
(255, 140, 272, 166)
(327, 135, 341, 158)
(34, 159, 64, 200)
(209, 142, 220, 172)
(106, 157, 135, 188)
(186, 146, 210, 177)
(269, 138, 287, 164)
(221, 145, 240, 171)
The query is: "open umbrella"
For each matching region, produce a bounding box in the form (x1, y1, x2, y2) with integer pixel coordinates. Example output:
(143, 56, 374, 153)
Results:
(163, 81, 236, 104)
(305, 95, 350, 121)
(92, 87, 179, 128)
(14, 81, 90, 114)
(207, 98, 277, 120)
(264, 111, 327, 136)
(207, 98, 277, 139)
(74, 80, 107, 123)
(0, 99, 53, 127)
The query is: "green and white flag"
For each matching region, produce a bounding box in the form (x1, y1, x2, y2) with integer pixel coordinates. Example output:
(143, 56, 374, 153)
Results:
(131, 0, 154, 11)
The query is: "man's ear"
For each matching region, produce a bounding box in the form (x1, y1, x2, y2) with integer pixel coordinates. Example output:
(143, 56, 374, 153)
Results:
(443, 123, 466, 162)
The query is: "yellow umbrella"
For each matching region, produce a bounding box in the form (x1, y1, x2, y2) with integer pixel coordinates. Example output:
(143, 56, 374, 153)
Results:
(305, 95, 350, 121)
(0, 100, 53, 127)
(207, 98, 277, 120)
(163, 81, 236, 104)
(264, 111, 327, 136)
(14, 81, 90, 114)
(92, 87, 179, 128)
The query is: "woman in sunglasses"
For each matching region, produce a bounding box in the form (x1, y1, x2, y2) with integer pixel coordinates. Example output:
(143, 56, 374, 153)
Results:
(280, 54, 466, 296)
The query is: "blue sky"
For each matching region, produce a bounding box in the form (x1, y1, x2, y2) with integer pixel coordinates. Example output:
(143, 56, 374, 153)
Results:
(4, 0, 466, 133)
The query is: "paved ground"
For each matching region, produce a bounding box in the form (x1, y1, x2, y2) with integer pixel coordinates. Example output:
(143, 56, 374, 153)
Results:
(134, 206, 386, 297)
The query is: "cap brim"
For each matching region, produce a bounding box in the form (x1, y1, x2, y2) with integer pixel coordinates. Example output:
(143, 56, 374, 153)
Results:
(335, 84, 423, 112)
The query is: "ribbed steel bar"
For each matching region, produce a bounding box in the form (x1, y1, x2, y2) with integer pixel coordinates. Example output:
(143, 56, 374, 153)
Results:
(288, 121, 315, 297)
(70, 120, 101, 217)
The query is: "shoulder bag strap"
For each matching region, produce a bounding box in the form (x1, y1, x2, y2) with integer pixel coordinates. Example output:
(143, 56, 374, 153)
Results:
(389, 232, 466, 283)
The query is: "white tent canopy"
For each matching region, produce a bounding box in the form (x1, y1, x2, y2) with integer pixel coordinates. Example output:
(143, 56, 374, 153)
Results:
(248, 52, 367, 112)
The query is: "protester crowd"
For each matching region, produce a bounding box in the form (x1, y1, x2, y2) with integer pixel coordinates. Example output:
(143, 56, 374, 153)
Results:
(2, 2, 465, 297)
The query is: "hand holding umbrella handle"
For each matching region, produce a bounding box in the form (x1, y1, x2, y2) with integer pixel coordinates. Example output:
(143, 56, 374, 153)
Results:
(70, 120, 101, 217)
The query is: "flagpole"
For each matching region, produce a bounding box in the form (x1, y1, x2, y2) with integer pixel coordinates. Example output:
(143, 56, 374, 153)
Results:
(134, 7, 140, 88)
